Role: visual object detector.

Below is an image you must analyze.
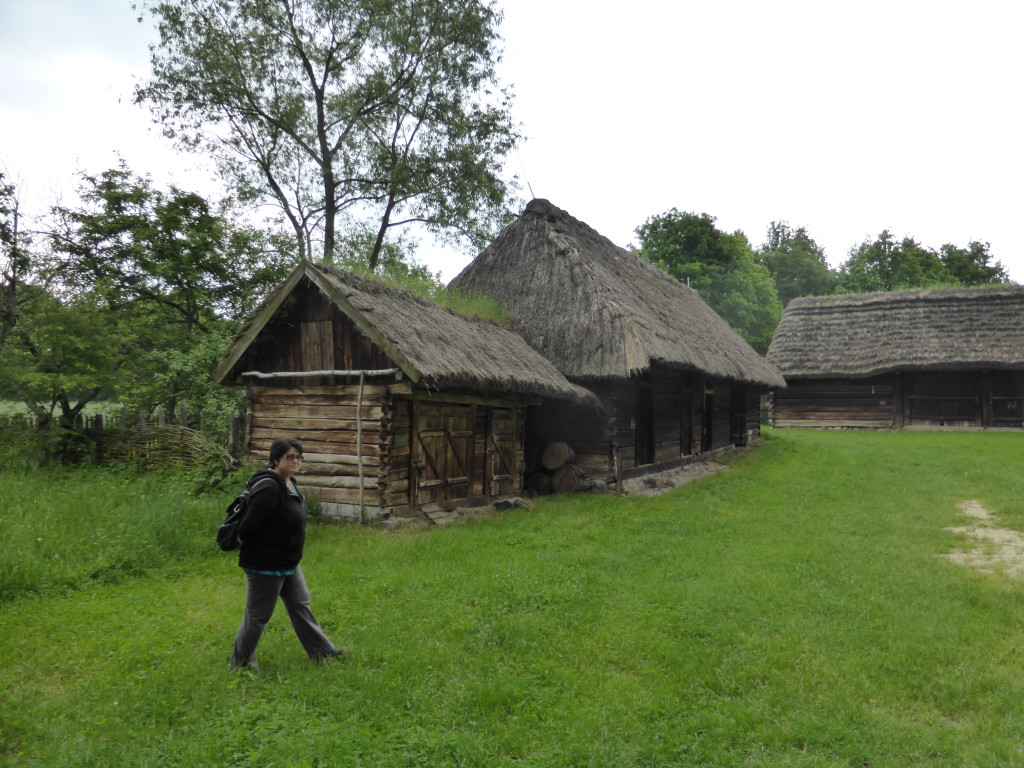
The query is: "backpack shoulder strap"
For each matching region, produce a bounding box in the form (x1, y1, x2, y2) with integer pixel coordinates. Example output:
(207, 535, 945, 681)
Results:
(250, 477, 278, 493)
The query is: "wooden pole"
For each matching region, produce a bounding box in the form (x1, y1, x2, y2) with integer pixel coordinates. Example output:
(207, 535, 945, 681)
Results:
(228, 417, 240, 459)
(178, 402, 188, 428)
(357, 371, 365, 524)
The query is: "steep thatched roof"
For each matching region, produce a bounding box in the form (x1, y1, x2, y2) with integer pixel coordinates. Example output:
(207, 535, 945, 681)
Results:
(214, 263, 596, 404)
(448, 199, 785, 388)
(767, 287, 1024, 379)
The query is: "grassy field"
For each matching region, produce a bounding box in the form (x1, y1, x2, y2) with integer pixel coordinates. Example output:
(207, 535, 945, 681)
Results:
(3, 429, 1024, 767)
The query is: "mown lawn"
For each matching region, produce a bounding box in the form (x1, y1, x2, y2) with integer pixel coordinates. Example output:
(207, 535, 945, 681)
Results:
(3, 429, 1024, 767)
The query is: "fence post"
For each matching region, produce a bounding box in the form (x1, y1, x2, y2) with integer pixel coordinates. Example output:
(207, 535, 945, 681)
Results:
(178, 403, 188, 428)
(139, 411, 148, 426)
(119, 406, 127, 428)
(156, 407, 166, 427)
(228, 417, 240, 459)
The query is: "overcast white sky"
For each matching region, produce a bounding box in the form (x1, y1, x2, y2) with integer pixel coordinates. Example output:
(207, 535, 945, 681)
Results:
(3, 0, 1023, 283)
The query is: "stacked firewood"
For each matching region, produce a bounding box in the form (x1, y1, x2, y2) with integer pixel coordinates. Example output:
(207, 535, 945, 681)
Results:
(524, 441, 595, 495)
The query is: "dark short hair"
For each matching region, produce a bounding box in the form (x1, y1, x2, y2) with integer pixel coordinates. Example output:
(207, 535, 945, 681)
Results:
(269, 436, 303, 468)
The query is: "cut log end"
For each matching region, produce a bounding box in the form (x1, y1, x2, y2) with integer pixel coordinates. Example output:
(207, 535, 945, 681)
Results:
(540, 441, 575, 471)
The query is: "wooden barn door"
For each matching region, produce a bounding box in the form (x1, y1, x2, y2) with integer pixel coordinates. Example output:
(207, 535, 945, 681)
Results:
(635, 385, 654, 465)
(488, 407, 516, 497)
(730, 386, 747, 447)
(413, 402, 475, 507)
(681, 381, 694, 456)
(701, 387, 714, 453)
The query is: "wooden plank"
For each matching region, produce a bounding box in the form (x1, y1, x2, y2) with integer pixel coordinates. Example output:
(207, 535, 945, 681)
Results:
(249, 437, 382, 457)
(255, 396, 386, 412)
(253, 417, 382, 431)
(253, 384, 394, 397)
(299, 475, 379, 490)
(318, 502, 387, 521)
(255, 404, 384, 420)
(302, 453, 379, 466)
(774, 398, 893, 409)
(303, 486, 378, 504)
(773, 409, 893, 421)
(251, 426, 382, 443)
(773, 419, 893, 429)
(253, 392, 387, 407)
(302, 460, 379, 476)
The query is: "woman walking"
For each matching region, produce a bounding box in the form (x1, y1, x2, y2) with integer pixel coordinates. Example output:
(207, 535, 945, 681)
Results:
(230, 436, 345, 669)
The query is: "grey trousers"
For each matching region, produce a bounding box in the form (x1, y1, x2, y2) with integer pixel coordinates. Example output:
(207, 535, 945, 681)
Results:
(230, 566, 336, 668)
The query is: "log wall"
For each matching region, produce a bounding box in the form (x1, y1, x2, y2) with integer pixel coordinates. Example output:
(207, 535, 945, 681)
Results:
(771, 376, 898, 429)
(525, 369, 765, 490)
(246, 383, 399, 521)
(774, 371, 1024, 430)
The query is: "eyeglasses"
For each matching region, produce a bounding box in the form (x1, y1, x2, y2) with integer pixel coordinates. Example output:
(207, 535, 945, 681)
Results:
(283, 454, 303, 462)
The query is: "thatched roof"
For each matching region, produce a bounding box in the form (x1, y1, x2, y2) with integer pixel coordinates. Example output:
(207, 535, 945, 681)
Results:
(214, 263, 596, 404)
(767, 287, 1024, 379)
(448, 199, 785, 388)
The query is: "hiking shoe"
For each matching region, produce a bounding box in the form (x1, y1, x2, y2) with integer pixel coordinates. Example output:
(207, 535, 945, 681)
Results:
(316, 647, 347, 663)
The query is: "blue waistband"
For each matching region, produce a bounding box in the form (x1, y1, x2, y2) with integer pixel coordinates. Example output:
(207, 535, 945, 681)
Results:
(244, 568, 297, 577)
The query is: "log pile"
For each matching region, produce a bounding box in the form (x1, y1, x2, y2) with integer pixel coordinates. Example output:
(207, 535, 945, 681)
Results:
(524, 441, 595, 495)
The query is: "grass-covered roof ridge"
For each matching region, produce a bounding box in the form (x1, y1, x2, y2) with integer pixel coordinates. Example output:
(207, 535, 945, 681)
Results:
(449, 198, 785, 387)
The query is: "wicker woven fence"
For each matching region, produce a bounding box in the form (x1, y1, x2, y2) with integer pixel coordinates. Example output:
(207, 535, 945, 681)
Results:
(1, 405, 242, 471)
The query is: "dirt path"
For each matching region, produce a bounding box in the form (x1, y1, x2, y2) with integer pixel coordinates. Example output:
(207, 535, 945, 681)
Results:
(942, 500, 1024, 578)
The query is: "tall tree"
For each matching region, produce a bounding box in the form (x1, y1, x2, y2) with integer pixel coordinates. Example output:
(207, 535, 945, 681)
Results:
(757, 221, 837, 305)
(938, 241, 1009, 286)
(635, 209, 782, 354)
(839, 231, 951, 293)
(135, 0, 520, 268)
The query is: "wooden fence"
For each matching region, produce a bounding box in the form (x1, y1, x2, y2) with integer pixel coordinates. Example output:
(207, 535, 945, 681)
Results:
(0, 404, 244, 471)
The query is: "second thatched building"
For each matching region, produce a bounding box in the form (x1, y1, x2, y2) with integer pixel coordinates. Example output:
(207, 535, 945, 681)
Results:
(449, 199, 786, 491)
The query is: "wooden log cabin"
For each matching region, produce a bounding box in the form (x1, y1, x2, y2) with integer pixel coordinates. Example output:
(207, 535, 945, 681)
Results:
(766, 287, 1024, 429)
(448, 199, 786, 490)
(214, 263, 594, 520)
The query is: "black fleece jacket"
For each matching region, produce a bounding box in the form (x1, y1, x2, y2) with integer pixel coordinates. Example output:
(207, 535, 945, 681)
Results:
(237, 468, 307, 572)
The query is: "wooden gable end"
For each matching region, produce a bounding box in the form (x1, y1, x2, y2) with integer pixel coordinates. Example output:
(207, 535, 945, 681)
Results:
(237, 278, 394, 376)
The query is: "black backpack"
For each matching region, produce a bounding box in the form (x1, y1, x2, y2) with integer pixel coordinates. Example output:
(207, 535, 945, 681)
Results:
(216, 477, 277, 552)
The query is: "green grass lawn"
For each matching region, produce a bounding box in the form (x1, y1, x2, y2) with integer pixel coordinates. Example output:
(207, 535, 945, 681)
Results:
(3, 429, 1024, 767)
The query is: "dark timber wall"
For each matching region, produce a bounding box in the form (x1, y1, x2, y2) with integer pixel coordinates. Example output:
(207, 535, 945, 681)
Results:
(773, 371, 1024, 429)
(525, 367, 763, 491)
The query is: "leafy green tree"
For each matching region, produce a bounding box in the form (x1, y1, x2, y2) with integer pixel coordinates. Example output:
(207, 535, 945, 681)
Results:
(0, 166, 291, 456)
(48, 165, 290, 326)
(0, 289, 132, 442)
(134, 0, 520, 269)
(635, 209, 782, 354)
(757, 221, 838, 305)
(938, 241, 1009, 286)
(840, 231, 954, 293)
